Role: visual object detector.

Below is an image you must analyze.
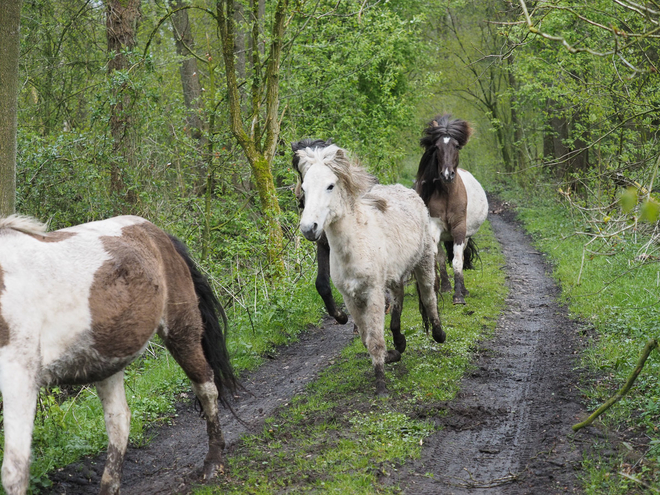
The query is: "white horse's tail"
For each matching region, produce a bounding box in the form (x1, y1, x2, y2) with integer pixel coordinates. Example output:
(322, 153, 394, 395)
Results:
(0, 214, 48, 235)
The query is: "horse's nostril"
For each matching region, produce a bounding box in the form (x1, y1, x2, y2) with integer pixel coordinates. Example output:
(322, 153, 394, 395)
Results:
(313, 223, 318, 231)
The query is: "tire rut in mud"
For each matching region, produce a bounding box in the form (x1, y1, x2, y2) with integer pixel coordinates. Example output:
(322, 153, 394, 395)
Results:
(391, 202, 599, 494)
(44, 319, 356, 495)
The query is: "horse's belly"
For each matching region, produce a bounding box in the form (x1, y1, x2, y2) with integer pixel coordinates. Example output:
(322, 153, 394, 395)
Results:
(40, 338, 148, 386)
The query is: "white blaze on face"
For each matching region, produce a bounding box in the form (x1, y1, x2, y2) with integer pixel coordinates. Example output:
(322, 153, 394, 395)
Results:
(299, 164, 338, 241)
(443, 137, 451, 144)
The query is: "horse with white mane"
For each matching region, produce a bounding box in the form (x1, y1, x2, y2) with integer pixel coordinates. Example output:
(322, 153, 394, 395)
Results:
(0, 215, 237, 495)
(297, 145, 445, 395)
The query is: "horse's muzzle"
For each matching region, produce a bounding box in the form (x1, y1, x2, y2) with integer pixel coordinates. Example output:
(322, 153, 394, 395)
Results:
(300, 222, 322, 242)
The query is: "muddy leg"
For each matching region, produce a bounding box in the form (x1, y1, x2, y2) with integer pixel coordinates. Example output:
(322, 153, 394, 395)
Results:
(452, 241, 467, 305)
(163, 329, 226, 481)
(386, 283, 406, 363)
(316, 237, 348, 324)
(345, 295, 388, 396)
(415, 258, 445, 344)
(0, 363, 38, 495)
(191, 381, 225, 480)
(438, 242, 452, 293)
(97, 371, 131, 495)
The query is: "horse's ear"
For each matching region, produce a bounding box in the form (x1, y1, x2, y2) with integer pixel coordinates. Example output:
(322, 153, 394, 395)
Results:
(325, 138, 333, 146)
(333, 147, 346, 162)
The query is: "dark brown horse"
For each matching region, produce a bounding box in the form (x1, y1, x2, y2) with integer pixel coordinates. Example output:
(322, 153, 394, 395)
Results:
(415, 114, 488, 304)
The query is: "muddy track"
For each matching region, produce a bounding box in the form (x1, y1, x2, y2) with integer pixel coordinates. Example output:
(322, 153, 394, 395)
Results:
(45, 201, 600, 495)
(391, 201, 599, 494)
(45, 319, 357, 494)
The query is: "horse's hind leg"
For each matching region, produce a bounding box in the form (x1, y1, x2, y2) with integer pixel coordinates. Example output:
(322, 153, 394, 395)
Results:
(162, 331, 225, 480)
(415, 259, 445, 344)
(96, 371, 131, 495)
(0, 361, 38, 495)
(386, 283, 406, 363)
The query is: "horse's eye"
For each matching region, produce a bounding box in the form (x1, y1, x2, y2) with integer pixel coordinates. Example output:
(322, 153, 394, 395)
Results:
(327, 184, 335, 191)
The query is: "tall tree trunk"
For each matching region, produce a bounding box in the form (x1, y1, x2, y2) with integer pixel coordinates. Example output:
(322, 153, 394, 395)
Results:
(169, 0, 204, 140)
(216, 0, 287, 275)
(0, 0, 23, 216)
(106, 0, 141, 202)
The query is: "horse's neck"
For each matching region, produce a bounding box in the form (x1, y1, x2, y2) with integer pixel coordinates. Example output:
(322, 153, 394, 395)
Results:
(324, 207, 364, 263)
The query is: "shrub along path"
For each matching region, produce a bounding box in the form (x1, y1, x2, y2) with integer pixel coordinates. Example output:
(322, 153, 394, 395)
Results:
(45, 202, 601, 495)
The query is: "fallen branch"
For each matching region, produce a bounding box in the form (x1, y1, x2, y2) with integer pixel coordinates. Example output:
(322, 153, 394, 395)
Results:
(573, 338, 659, 431)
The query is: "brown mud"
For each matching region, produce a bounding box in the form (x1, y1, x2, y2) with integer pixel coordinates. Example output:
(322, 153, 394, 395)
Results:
(388, 199, 603, 494)
(45, 320, 357, 494)
(45, 200, 602, 494)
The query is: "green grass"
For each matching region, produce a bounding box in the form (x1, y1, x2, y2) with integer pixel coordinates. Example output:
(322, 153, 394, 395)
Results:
(496, 184, 660, 493)
(194, 221, 507, 494)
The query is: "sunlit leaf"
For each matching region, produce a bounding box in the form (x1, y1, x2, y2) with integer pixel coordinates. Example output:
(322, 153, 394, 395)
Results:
(619, 187, 638, 214)
(640, 199, 660, 223)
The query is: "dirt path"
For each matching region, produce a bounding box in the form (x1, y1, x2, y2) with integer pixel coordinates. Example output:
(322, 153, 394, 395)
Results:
(45, 319, 357, 494)
(45, 202, 599, 495)
(391, 203, 598, 494)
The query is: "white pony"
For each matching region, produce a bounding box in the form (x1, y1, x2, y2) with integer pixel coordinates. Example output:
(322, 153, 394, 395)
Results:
(297, 145, 445, 395)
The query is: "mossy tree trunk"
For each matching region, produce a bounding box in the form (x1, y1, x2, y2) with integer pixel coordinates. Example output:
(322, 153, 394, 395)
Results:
(0, 0, 22, 216)
(215, 0, 287, 275)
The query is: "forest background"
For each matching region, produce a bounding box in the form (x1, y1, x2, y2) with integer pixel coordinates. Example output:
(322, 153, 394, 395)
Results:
(0, 0, 659, 492)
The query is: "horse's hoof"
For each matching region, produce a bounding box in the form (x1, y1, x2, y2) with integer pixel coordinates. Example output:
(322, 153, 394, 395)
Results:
(432, 326, 446, 344)
(376, 383, 389, 397)
(394, 334, 406, 354)
(202, 461, 224, 481)
(353, 323, 359, 335)
(441, 282, 452, 293)
(452, 295, 466, 305)
(334, 312, 349, 325)
(385, 349, 402, 363)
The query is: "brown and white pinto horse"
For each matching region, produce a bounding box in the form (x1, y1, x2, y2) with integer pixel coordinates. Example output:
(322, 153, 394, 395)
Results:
(415, 114, 488, 305)
(0, 215, 237, 495)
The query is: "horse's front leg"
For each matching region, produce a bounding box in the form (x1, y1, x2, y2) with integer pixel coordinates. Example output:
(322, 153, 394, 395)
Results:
(0, 360, 39, 495)
(345, 295, 388, 396)
(316, 237, 348, 324)
(451, 237, 468, 305)
(438, 241, 452, 293)
(97, 371, 131, 495)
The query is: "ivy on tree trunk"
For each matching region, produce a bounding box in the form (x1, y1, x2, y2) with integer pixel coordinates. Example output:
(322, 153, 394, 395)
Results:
(0, 0, 22, 216)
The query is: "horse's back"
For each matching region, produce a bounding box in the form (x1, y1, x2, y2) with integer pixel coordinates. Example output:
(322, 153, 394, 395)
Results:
(458, 169, 488, 237)
(0, 215, 187, 386)
(360, 184, 435, 274)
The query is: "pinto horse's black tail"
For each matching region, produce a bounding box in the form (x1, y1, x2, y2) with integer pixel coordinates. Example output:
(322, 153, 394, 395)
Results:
(443, 238, 480, 270)
(168, 235, 238, 406)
